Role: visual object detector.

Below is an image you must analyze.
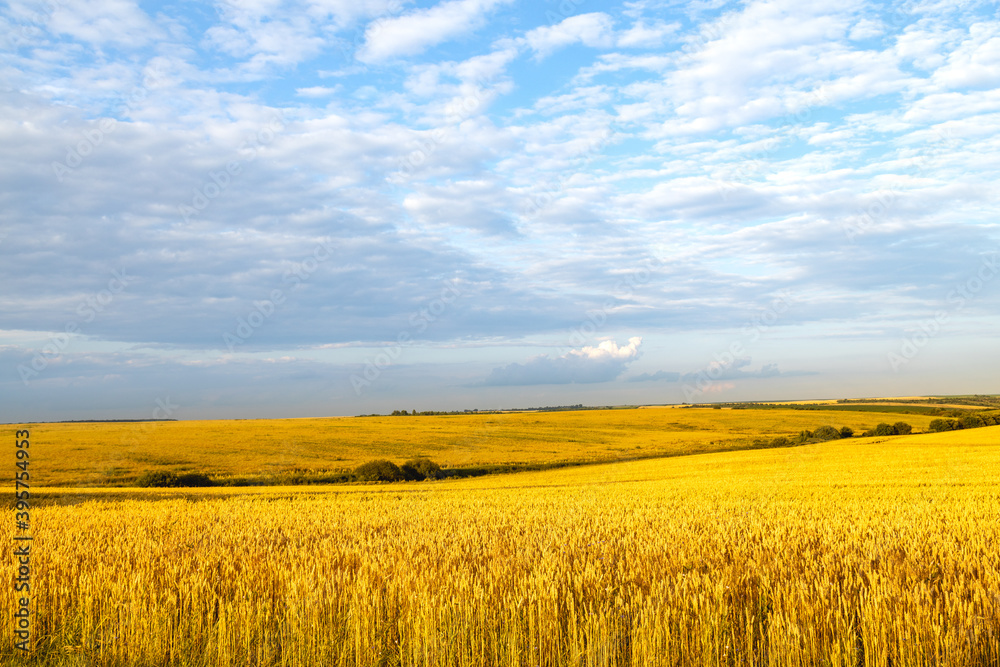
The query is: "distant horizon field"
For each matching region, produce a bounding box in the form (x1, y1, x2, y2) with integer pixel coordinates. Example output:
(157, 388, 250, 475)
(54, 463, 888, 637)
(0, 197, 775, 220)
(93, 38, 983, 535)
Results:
(10, 402, 964, 487)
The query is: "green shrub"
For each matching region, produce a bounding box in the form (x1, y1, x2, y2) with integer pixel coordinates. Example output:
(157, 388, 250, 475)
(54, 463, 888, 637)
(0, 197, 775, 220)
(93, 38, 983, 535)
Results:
(403, 458, 443, 481)
(354, 460, 404, 482)
(839, 426, 854, 438)
(136, 471, 179, 487)
(136, 471, 215, 487)
(812, 425, 841, 441)
(872, 423, 896, 436)
(400, 464, 423, 481)
(960, 414, 984, 429)
(770, 436, 791, 447)
(928, 419, 952, 432)
(893, 422, 912, 435)
(176, 473, 214, 487)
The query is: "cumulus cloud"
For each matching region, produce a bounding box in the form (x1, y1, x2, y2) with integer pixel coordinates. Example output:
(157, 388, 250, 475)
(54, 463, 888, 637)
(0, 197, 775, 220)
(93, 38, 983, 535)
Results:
(848, 18, 884, 41)
(617, 19, 679, 48)
(47, 0, 163, 48)
(525, 13, 616, 59)
(481, 337, 642, 386)
(931, 22, 1000, 90)
(357, 0, 512, 62)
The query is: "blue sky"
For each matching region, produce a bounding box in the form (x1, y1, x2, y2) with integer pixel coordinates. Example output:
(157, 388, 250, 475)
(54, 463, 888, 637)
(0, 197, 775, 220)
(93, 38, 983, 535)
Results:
(1, 0, 999, 420)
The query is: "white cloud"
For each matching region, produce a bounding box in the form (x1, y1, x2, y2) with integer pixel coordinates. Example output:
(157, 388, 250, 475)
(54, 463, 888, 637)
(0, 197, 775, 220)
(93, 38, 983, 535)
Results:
(525, 13, 616, 60)
(403, 179, 518, 235)
(205, 9, 325, 72)
(403, 47, 518, 102)
(931, 22, 1000, 89)
(357, 0, 512, 63)
(617, 19, 679, 48)
(481, 337, 642, 385)
(849, 18, 884, 41)
(296, 86, 340, 97)
(46, 0, 162, 48)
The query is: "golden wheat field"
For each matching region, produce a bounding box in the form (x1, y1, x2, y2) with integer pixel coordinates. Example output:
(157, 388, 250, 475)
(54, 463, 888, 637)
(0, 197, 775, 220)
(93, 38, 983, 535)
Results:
(20, 407, 943, 486)
(4, 420, 999, 666)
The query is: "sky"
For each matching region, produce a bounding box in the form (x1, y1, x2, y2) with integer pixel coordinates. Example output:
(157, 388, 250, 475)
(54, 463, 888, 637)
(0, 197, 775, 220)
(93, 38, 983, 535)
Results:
(1, 0, 999, 421)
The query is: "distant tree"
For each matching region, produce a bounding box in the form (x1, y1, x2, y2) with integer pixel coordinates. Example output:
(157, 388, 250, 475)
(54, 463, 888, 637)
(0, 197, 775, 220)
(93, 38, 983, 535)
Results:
(812, 425, 841, 441)
(872, 423, 896, 436)
(928, 419, 951, 432)
(403, 458, 443, 480)
(176, 473, 214, 487)
(892, 422, 913, 435)
(839, 426, 854, 438)
(400, 463, 423, 481)
(769, 436, 791, 447)
(136, 471, 180, 487)
(960, 414, 984, 429)
(354, 460, 405, 482)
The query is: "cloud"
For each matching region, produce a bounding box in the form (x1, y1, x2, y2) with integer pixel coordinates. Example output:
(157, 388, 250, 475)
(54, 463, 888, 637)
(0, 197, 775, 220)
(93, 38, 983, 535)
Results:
(848, 18, 884, 41)
(626, 359, 815, 387)
(47, 0, 162, 48)
(617, 19, 679, 48)
(357, 0, 512, 62)
(296, 86, 339, 97)
(204, 4, 326, 72)
(680, 357, 816, 383)
(525, 13, 616, 60)
(403, 180, 519, 235)
(481, 337, 642, 386)
(627, 370, 681, 382)
(930, 22, 1000, 90)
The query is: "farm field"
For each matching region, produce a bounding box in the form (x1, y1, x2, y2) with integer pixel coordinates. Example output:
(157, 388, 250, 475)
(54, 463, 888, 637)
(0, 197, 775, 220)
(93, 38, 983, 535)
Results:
(14, 407, 950, 486)
(5, 425, 1000, 666)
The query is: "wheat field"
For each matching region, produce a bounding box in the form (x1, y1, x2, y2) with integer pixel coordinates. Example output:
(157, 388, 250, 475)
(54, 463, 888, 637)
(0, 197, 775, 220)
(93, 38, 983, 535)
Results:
(19, 407, 943, 486)
(4, 424, 999, 666)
